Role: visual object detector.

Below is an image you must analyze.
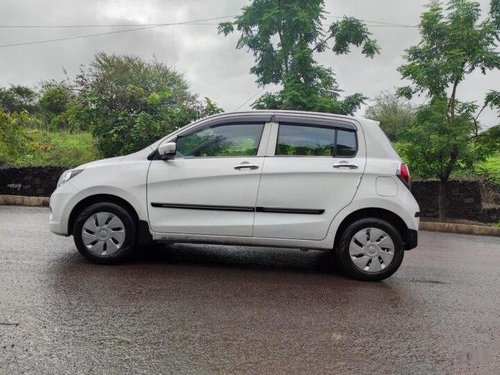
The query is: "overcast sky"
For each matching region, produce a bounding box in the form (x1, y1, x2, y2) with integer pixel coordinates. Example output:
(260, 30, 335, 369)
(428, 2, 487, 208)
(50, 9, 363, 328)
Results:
(0, 0, 498, 127)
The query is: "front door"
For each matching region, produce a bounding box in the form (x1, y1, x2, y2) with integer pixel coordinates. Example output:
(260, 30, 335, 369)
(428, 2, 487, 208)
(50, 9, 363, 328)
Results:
(147, 122, 266, 236)
(253, 122, 365, 240)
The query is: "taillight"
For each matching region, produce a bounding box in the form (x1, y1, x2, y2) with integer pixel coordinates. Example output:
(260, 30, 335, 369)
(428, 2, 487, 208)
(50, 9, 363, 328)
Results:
(397, 163, 411, 188)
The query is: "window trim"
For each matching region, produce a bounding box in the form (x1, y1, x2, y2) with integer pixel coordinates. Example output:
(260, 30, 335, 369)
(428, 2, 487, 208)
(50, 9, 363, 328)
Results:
(273, 122, 358, 158)
(173, 121, 266, 159)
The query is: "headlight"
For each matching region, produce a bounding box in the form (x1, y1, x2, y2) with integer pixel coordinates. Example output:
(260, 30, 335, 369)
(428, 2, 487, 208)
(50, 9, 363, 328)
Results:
(57, 169, 84, 188)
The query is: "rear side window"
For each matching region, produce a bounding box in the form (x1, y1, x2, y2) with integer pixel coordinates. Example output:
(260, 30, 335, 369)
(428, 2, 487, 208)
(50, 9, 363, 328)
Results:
(276, 125, 335, 156)
(276, 124, 357, 157)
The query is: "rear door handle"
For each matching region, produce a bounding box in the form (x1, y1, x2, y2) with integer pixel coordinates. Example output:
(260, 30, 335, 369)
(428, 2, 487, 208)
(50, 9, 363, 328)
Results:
(333, 162, 358, 169)
(234, 162, 259, 170)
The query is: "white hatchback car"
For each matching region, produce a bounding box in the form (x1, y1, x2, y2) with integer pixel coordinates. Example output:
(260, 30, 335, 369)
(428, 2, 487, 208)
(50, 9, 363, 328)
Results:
(50, 110, 419, 281)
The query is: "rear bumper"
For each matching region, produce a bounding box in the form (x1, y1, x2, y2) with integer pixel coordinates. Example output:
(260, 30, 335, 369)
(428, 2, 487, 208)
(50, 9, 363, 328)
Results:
(404, 229, 418, 250)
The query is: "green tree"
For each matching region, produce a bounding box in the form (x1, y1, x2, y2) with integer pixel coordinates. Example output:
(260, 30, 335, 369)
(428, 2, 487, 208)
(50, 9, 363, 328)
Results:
(365, 91, 415, 141)
(397, 0, 500, 220)
(219, 0, 379, 114)
(39, 81, 73, 117)
(0, 85, 38, 114)
(39, 80, 79, 131)
(75, 53, 222, 157)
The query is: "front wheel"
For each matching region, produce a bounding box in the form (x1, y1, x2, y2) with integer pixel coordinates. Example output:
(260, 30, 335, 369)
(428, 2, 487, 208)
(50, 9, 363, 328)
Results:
(73, 202, 137, 264)
(336, 218, 404, 281)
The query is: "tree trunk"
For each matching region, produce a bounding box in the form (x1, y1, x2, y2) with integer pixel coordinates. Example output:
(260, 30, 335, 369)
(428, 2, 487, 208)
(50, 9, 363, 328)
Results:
(438, 178, 448, 222)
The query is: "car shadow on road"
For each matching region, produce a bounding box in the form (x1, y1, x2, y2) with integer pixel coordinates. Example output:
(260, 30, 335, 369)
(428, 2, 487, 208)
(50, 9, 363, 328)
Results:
(131, 242, 343, 276)
(52, 242, 353, 280)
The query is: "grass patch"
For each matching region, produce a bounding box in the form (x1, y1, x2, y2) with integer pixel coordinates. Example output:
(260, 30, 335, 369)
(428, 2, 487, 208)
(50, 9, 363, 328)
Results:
(14, 129, 102, 168)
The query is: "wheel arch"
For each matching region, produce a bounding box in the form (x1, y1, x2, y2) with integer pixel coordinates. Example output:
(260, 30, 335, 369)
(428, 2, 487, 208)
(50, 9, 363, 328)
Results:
(68, 194, 140, 234)
(333, 208, 411, 250)
(68, 194, 152, 247)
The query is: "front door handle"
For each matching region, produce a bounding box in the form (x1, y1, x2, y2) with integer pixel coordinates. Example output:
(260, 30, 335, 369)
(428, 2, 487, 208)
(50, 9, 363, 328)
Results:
(234, 162, 259, 170)
(333, 161, 358, 169)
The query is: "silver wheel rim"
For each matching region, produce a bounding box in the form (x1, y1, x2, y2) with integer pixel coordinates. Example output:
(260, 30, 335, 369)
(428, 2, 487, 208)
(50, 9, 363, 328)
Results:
(81, 212, 126, 257)
(349, 227, 395, 273)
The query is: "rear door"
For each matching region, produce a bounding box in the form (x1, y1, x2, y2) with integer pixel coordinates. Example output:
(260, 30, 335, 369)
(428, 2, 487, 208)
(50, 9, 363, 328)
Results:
(147, 121, 269, 236)
(253, 120, 365, 240)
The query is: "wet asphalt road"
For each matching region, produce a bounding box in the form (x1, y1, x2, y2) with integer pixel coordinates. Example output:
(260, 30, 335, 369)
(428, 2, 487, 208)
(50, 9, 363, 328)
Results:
(1, 206, 499, 374)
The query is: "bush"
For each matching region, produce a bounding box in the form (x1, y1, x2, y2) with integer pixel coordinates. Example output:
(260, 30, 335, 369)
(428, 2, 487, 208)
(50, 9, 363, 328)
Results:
(14, 130, 101, 168)
(0, 111, 28, 165)
(476, 152, 500, 184)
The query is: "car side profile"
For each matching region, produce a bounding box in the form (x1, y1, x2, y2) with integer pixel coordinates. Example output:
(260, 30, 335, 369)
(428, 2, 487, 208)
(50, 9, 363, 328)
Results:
(49, 110, 419, 281)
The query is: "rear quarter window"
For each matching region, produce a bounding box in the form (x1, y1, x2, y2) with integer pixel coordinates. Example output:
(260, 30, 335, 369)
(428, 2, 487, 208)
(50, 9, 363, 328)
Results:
(336, 129, 357, 157)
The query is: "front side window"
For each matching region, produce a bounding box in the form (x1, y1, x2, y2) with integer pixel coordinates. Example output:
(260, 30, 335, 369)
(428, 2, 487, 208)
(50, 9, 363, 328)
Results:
(176, 123, 264, 158)
(276, 124, 357, 157)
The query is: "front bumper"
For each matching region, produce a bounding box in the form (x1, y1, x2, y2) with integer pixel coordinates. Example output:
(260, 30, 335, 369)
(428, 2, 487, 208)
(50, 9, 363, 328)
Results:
(49, 182, 78, 236)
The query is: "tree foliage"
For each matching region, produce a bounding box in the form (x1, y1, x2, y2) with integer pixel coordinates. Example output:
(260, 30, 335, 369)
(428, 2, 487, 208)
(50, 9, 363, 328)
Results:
(396, 0, 500, 219)
(0, 85, 38, 114)
(38, 80, 79, 132)
(365, 91, 415, 141)
(219, 0, 379, 114)
(396, 98, 482, 176)
(75, 53, 222, 157)
(398, 0, 500, 100)
(39, 81, 74, 118)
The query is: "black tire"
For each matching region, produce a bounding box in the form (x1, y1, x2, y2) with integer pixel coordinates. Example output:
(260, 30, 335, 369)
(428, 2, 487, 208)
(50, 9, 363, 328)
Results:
(73, 202, 137, 264)
(335, 218, 404, 281)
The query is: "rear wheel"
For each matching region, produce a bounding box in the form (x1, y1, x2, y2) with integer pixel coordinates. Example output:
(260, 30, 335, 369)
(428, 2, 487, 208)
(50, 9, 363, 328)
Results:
(336, 218, 404, 281)
(73, 202, 137, 264)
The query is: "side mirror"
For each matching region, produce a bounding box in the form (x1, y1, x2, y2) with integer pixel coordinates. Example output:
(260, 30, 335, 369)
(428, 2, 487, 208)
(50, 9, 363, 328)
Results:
(158, 142, 176, 160)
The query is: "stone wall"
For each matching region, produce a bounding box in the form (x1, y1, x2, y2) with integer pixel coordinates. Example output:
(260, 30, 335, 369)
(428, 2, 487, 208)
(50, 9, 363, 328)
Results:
(479, 206, 500, 223)
(0, 166, 66, 197)
(411, 179, 500, 223)
(411, 180, 483, 220)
